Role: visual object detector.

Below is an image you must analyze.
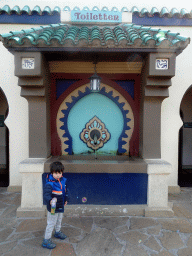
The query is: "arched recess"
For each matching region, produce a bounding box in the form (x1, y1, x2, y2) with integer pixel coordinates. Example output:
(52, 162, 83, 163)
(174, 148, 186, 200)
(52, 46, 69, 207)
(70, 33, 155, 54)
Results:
(0, 88, 9, 187)
(56, 83, 134, 155)
(179, 85, 192, 186)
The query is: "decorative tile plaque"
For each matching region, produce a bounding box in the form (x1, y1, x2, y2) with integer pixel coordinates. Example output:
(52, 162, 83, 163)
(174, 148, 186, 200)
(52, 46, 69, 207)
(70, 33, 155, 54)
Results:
(80, 116, 110, 150)
(156, 59, 168, 70)
(22, 58, 35, 69)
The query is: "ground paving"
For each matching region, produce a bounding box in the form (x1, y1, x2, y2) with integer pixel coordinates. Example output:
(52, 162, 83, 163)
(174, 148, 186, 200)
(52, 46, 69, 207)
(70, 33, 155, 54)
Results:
(0, 187, 192, 256)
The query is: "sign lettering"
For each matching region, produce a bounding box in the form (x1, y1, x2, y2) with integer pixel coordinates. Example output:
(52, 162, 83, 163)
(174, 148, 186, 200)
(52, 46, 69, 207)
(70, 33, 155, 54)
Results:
(71, 11, 122, 23)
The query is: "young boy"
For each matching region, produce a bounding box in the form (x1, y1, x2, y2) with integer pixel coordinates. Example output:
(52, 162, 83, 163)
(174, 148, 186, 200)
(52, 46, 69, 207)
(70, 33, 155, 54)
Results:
(42, 161, 69, 249)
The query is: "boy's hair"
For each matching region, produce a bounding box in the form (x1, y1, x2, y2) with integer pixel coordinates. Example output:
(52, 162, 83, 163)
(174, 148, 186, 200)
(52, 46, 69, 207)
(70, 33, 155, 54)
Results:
(50, 161, 64, 174)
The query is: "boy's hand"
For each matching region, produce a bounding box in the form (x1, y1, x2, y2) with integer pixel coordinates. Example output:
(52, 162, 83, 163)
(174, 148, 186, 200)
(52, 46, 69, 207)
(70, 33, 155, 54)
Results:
(64, 201, 68, 206)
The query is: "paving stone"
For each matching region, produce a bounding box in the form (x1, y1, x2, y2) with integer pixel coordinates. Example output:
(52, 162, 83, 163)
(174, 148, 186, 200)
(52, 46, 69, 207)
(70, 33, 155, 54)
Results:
(178, 247, 192, 256)
(123, 244, 149, 256)
(187, 235, 192, 247)
(0, 193, 14, 202)
(172, 205, 186, 218)
(62, 217, 93, 233)
(1, 205, 18, 218)
(158, 219, 192, 233)
(0, 217, 19, 229)
(147, 225, 161, 235)
(23, 237, 44, 248)
(0, 241, 17, 254)
(32, 230, 45, 238)
(143, 236, 162, 252)
(7, 232, 33, 241)
(168, 192, 191, 201)
(94, 217, 129, 230)
(0, 228, 14, 242)
(117, 231, 148, 244)
(51, 243, 76, 256)
(130, 217, 158, 230)
(0, 201, 9, 209)
(4, 193, 21, 206)
(0, 188, 7, 193)
(159, 231, 185, 250)
(16, 218, 47, 232)
(3, 244, 50, 256)
(76, 227, 123, 256)
(0, 193, 20, 204)
(114, 225, 129, 234)
(173, 204, 192, 218)
(60, 226, 81, 237)
(155, 251, 175, 256)
(69, 236, 83, 243)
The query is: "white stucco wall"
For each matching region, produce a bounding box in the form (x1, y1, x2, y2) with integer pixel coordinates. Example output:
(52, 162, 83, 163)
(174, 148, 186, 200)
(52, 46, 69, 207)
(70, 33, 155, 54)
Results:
(0, 25, 39, 186)
(160, 27, 192, 186)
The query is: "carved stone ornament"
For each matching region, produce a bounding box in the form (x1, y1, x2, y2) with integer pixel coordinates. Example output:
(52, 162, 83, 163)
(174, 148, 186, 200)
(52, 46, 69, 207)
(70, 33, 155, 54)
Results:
(80, 116, 110, 150)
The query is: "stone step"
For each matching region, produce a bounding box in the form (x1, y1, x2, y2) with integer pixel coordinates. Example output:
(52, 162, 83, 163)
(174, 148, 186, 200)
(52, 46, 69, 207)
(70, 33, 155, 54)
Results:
(44, 157, 147, 173)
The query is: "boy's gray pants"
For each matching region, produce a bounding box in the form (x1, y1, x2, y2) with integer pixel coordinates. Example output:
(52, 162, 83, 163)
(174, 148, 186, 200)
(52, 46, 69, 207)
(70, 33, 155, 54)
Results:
(44, 211, 63, 239)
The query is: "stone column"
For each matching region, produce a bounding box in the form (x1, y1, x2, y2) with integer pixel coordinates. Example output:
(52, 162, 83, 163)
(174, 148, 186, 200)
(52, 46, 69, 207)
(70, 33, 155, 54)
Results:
(14, 52, 51, 217)
(140, 53, 176, 159)
(140, 53, 176, 216)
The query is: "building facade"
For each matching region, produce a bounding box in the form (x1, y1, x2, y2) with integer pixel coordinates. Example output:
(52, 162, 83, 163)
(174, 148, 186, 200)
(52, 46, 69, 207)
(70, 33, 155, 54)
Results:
(0, 4, 191, 217)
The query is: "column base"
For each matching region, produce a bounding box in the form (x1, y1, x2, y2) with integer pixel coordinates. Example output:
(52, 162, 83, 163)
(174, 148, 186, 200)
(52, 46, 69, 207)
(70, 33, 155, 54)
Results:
(145, 202, 174, 217)
(168, 185, 181, 194)
(17, 205, 46, 218)
(7, 186, 22, 192)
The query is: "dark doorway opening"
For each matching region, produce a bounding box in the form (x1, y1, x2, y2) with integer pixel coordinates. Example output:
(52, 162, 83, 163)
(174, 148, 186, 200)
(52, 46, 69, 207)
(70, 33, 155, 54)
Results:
(0, 89, 9, 187)
(178, 85, 192, 187)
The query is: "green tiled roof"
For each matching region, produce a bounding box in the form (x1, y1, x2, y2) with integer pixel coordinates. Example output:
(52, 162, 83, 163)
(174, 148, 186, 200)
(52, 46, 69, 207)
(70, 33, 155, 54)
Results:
(0, 5, 60, 15)
(0, 5, 192, 18)
(0, 24, 190, 50)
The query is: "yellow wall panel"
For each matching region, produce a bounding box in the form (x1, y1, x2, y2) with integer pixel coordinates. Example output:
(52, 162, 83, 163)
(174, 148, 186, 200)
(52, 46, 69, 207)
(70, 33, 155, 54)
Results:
(49, 61, 142, 74)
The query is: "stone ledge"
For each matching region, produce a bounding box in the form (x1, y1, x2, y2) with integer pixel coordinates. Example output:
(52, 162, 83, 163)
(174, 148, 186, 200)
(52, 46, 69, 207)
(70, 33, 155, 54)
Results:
(145, 202, 174, 217)
(19, 158, 49, 173)
(7, 186, 22, 192)
(145, 159, 172, 175)
(17, 206, 46, 218)
(64, 205, 146, 217)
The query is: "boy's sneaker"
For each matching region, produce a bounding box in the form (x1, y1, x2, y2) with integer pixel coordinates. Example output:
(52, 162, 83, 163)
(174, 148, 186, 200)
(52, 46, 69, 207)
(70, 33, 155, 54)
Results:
(42, 238, 56, 249)
(54, 231, 67, 240)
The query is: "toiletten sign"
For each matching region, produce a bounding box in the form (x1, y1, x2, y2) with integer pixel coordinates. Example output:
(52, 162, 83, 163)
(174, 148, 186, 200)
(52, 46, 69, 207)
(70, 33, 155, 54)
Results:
(71, 10, 122, 23)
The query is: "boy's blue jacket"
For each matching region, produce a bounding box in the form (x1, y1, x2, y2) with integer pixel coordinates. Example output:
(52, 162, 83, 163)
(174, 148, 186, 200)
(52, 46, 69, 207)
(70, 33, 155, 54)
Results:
(44, 174, 69, 213)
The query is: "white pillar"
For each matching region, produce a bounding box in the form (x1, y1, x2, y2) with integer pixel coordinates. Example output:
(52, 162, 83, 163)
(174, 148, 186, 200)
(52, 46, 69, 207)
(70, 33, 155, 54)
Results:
(16, 158, 47, 217)
(145, 159, 174, 217)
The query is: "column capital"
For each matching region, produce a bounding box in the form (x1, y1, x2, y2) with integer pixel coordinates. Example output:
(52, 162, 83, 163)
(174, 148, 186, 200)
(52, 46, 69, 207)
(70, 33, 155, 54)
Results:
(147, 52, 176, 78)
(14, 51, 43, 77)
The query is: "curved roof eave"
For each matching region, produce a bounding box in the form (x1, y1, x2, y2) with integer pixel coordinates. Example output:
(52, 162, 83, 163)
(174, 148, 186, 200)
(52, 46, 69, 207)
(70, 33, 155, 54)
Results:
(0, 23, 190, 56)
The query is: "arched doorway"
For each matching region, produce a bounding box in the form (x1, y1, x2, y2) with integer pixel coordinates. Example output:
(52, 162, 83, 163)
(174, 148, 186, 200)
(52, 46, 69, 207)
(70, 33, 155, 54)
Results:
(179, 85, 192, 187)
(0, 88, 9, 187)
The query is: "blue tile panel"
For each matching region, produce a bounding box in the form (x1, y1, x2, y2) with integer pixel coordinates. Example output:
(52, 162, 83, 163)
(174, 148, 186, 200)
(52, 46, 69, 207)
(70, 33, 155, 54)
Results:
(56, 79, 77, 99)
(0, 13, 59, 24)
(42, 173, 148, 205)
(0, 5, 192, 26)
(133, 14, 192, 26)
(115, 80, 134, 100)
